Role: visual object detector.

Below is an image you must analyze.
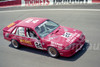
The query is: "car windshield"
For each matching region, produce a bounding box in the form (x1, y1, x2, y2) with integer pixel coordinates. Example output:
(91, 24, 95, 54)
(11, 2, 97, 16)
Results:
(35, 20, 59, 38)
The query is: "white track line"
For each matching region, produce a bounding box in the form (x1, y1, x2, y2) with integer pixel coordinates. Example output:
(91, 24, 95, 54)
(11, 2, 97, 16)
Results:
(0, 9, 100, 13)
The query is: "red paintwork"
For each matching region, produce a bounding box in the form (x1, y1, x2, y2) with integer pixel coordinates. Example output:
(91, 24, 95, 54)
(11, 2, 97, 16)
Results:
(16, 17, 47, 28)
(0, 0, 21, 7)
(92, 0, 100, 3)
(3, 17, 85, 57)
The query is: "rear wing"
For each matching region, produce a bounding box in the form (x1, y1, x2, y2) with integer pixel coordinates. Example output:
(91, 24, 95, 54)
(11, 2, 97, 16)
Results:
(3, 20, 21, 32)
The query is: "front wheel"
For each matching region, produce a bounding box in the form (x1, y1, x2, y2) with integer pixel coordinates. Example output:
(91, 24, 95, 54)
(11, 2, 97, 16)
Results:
(11, 39, 21, 49)
(47, 47, 59, 58)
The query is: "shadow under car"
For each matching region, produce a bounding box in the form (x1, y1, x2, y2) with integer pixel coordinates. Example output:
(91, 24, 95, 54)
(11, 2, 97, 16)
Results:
(9, 42, 90, 61)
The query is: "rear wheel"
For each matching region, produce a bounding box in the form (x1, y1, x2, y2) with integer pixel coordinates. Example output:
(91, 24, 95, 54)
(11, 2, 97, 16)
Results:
(11, 39, 21, 49)
(47, 47, 59, 58)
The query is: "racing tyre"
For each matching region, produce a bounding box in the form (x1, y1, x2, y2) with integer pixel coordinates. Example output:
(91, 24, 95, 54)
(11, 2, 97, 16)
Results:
(48, 47, 59, 58)
(11, 39, 21, 49)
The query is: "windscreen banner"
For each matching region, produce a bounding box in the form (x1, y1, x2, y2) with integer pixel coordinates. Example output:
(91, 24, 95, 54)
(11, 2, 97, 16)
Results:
(21, 0, 53, 6)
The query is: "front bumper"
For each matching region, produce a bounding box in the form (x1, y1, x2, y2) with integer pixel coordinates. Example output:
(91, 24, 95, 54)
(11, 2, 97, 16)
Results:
(59, 35, 85, 57)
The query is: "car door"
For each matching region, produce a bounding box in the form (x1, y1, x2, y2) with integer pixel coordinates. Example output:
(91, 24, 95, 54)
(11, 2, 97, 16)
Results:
(15, 27, 36, 47)
(14, 27, 28, 46)
(24, 27, 44, 49)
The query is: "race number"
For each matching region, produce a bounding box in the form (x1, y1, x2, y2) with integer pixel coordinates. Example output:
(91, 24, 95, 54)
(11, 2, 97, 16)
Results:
(32, 20, 39, 23)
(63, 32, 72, 38)
(26, 19, 33, 23)
(34, 42, 43, 49)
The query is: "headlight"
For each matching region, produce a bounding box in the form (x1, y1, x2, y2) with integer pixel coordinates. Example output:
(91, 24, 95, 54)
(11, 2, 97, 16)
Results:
(65, 43, 76, 50)
(65, 45, 71, 50)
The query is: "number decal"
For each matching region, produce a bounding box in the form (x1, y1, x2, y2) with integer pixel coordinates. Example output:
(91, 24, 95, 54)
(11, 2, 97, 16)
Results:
(63, 32, 72, 38)
(34, 42, 43, 49)
(26, 19, 33, 23)
(32, 20, 39, 23)
(25, 19, 39, 23)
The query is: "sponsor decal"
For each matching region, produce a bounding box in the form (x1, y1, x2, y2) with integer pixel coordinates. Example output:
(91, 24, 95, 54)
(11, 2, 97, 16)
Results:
(7, 22, 15, 28)
(76, 34, 80, 38)
(48, 35, 58, 40)
(66, 32, 79, 43)
(51, 41, 62, 46)
(21, 0, 53, 6)
(53, 0, 89, 5)
(20, 39, 32, 45)
(70, 36, 77, 43)
(68, 34, 80, 43)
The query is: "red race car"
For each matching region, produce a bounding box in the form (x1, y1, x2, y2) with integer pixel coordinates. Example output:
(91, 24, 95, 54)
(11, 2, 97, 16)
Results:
(3, 17, 85, 58)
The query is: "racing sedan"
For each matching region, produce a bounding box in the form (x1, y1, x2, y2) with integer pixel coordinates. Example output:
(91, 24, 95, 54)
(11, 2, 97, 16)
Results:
(3, 17, 85, 58)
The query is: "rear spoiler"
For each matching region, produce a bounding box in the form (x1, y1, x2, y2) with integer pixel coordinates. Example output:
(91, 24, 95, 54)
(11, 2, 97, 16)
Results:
(3, 20, 22, 32)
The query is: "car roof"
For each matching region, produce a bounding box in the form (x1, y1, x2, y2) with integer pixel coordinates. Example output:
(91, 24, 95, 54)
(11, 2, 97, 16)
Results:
(16, 17, 47, 29)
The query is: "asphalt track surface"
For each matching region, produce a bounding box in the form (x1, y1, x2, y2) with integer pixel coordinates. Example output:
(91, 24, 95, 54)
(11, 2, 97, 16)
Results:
(0, 4, 100, 67)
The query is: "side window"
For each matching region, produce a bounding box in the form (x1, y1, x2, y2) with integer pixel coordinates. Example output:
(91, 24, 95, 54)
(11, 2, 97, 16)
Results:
(12, 27, 17, 34)
(26, 28, 37, 38)
(16, 27, 25, 36)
